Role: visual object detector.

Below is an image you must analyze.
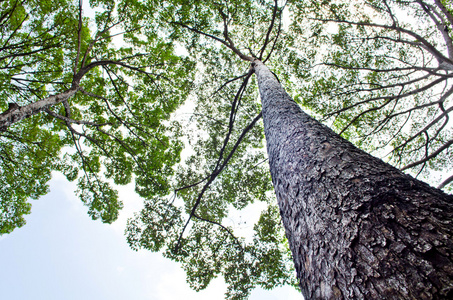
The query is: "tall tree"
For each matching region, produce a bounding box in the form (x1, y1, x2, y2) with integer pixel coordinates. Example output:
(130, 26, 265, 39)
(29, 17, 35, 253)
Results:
(254, 58, 453, 298)
(127, 0, 453, 298)
(0, 0, 193, 233)
(3, 0, 452, 298)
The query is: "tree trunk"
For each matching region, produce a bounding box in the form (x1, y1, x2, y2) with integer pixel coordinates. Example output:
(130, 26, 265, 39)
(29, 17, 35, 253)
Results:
(252, 60, 453, 299)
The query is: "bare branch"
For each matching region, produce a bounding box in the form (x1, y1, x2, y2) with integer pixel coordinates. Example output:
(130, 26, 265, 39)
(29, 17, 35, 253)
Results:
(434, 0, 453, 28)
(338, 87, 403, 135)
(395, 104, 453, 153)
(214, 69, 254, 171)
(263, 6, 283, 64)
(416, 0, 453, 59)
(171, 21, 254, 62)
(315, 18, 453, 68)
(401, 138, 453, 171)
(211, 72, 249, 97)
(438, 174, 453, 189)
(327, 76, 447, 117)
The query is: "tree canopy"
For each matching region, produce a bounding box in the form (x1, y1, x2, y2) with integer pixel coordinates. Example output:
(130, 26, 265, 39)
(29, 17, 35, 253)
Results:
(0, 0, 194, 233)
(1, 0, 452, 298)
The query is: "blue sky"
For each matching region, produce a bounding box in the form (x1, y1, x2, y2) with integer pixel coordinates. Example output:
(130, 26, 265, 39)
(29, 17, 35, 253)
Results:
(0, 174, 302, 300)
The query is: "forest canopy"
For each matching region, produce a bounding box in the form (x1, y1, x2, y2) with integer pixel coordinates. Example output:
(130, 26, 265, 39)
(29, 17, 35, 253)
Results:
(1, 0, 452, 298)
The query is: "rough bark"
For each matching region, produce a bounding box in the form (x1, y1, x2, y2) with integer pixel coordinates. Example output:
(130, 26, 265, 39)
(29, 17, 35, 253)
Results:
(0, 87, 78, 132)
(252, 59, 453, 299)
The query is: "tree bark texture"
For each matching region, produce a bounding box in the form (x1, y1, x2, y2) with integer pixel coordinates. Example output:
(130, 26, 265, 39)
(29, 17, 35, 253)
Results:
(253, 60, 453, 299)
(0, 88, 78, 131)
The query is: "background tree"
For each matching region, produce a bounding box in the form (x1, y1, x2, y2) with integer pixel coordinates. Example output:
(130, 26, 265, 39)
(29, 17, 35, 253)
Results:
(0, 0, 194, 234)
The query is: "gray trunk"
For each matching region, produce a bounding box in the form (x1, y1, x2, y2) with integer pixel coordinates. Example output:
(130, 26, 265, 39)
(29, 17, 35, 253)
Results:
(252, 60, 453, 299)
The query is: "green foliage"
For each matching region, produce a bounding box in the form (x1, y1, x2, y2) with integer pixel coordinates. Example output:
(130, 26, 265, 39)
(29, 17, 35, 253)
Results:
(0, 120, 60, 233)
(127, 199, 296, 299)
(4, 0, 451, 297)
(125, 0, 298, 298)
(0, 0, 194, 232)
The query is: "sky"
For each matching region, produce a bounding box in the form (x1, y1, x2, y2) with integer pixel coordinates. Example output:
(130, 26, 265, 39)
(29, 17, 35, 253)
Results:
(0, 173, 302, 300)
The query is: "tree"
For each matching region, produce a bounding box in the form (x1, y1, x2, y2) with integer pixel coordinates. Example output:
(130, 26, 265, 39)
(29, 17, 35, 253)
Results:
(254, 58, 453, 298)
(3, 0, 452, 298)
(126, 0, 453, 298)
(0, 0, 193, 233)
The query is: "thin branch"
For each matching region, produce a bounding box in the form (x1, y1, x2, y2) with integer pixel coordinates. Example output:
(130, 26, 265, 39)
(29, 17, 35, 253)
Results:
(414, 131, 430, 178)
(338, 86, 404, 135)
(383, 0, 397, 27)
(259, 0, 279, 60)
(66, 121, 109, 209)
(73, 0, 83, 75)
(315, 18, 453, 68)
(81, 10, 114, 67)
(434, 0, 453, 30)
(401, 138, 453, 171)
(189, 113, 227, 127)
(171, 21, 254, 62)
(175, 175, 211, 192)
(326, 73, 431, 100)
(416, 0, 453, 59)
(438, 174, 453, 189)
(193, 213, 244, 251)
(44, 108, 111, 127)
(211, 72, 249, 97)
(263, 5, 284, 64)
(395, 104, 453, 153)
(174, 112, 263, 253)
(327, 76, 447, 117)
(214, 69, 253, 171)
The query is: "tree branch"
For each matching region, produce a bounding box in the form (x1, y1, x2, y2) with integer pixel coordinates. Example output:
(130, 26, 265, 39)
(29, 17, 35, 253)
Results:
(315, 18, 453, 69)
(171, 21, 254, 62)
(0, 87, 79, 131)
(416, 0, 453, 60)
(401, 138, 453, 171)
(438, 174, 453, 189)
(44, 108, 111, 127)
(395, 104, 453, 153)
(174, 112, 263, 253)
(193, 213, 244, 251)
(259, 0, 279, 60)
(327, 76, 447, 117)
(73, 0, 83, 75)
